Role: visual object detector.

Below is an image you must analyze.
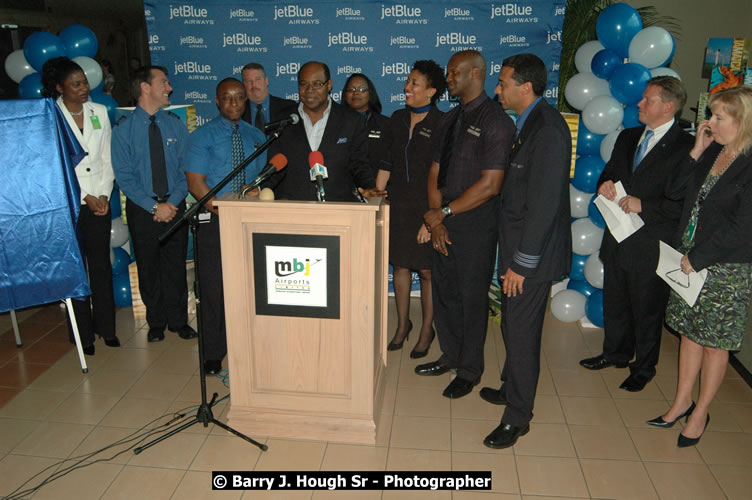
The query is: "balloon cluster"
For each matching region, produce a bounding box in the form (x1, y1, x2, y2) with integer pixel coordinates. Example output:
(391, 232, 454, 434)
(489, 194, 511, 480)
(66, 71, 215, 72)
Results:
(554, 3, 679, 327)
(109, 212, 133, 308)
(4, 24, 119, 124)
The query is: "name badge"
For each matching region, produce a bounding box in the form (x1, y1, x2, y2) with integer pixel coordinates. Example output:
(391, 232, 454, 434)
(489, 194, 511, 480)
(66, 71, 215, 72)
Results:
(90, 115, 101, 130)
(419, 129, 432, 139)
(368, 130, 381, 139)
(466, 125, 481, 137)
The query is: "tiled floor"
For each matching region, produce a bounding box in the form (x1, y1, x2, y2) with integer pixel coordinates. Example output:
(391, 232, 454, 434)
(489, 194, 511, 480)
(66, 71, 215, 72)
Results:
(1, 299, 752, 499)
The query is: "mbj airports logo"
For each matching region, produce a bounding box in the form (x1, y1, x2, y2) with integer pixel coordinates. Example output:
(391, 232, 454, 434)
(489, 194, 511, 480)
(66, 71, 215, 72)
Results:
(490, 3, 539, 23)
(222, 33, 268, 53)
(173, 61, 217, 81)
(328, 32, 373, 53)
(275, 61, 301, 81)
(381, 4, 427, 24)
(148, 34, 166, 52)
(335, 7, 365, 21)
(179, 35, 207, 49)
(229, 7, 257, 22)
(435, 32, 482, 52)
(169, 5, 215, 25)
(273, 4, 320, 24)
(444, 7, 474, 21)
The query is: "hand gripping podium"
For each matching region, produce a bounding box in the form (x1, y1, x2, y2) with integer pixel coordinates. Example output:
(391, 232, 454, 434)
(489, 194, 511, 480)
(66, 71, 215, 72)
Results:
(214, 196, 389, 444)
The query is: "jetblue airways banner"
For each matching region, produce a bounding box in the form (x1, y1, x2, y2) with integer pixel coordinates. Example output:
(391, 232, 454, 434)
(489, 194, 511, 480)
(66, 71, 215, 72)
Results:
(145, 0, 565, 124)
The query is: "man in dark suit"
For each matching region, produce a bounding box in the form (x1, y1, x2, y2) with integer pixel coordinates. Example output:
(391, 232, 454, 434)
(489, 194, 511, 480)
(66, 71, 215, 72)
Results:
(579, 77, 694, 392)
(480, 53, 572, 449)
(266, 61, 382, 202)
(241, 62, 296, 134)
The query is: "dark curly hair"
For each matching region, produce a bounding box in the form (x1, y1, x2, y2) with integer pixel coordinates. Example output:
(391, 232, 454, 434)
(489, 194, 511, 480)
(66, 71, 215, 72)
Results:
(341, 73, 382, 114)
(412, 60, 447, 105)
(41, 57, 85, 99)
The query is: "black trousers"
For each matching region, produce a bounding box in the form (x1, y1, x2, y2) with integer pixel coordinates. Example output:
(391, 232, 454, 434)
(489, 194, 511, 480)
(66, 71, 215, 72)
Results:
(196, 212, 227, 362)
(125, 199, 188, 330)
(67, 205, 116, 345)
(602, 252, 669, 379)
(499, 280, 551, 427)
(433, 200, 498, 381)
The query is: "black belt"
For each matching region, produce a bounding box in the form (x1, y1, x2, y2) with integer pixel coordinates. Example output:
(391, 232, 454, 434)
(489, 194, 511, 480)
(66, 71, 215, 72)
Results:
(152, 195, 170, 203)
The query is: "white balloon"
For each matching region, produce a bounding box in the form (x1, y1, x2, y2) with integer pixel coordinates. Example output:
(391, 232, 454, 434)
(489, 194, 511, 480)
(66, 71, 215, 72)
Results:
(584, 252, 604, 288)
(575, 40, 606, 74)
(570, 183, 592, 218)
(564, 72, 611, 111)
(110, 217, 129, 248)
(571, 218, 604, 255)
(628, 27, 675, 69)
(650, 67, 681, 80)
(582, 95, 624, 135)
(72, 55, 103, 89)
(600, 129, 623, 163)
(551, 289, 587, 322)
(109, 248, 115, 266)
(4, 49, 35, 84)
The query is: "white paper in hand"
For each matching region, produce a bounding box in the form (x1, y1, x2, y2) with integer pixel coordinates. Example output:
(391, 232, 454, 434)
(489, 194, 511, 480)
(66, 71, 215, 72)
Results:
(656, 241, 707, 307)
(593, 181, 645, 243)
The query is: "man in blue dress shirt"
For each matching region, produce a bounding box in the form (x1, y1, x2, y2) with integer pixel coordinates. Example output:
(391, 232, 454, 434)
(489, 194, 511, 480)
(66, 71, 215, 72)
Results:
(185, 77, 266, 374)
(112, 65, 198, 343)
(240, 62, 296, 134)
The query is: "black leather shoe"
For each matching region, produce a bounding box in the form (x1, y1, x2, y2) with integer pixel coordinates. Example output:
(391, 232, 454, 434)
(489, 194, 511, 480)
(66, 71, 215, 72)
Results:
(82, 344, 95, 356)
(442, 377, 480, 399)
(147, 327, 165, 342)
(678, 414, 710, 448)
(204, 359, 222, 375)
(177, 325, 198, 340)
(387, 320, 412, 351)
(647, 401, 696, 428)
(410, 327, 436, 359)
(414, 360, 450, 376)
(483, 422, 530, 449)
(103, 336, 121, 348)
(619, 374, 652, 392)
(579, 354, 628, 370)
(479, 386, 508, 405)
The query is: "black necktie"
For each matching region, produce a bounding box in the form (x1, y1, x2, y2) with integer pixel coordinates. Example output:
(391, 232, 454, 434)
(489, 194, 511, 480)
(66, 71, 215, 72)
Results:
(437, 106, 463, 190)
(149, 115, 168, 197)
(254, 103, 265, 131)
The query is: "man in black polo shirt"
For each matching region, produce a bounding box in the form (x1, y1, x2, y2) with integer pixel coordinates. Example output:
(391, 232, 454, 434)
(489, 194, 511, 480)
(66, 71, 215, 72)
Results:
(415, 50, 515, 399)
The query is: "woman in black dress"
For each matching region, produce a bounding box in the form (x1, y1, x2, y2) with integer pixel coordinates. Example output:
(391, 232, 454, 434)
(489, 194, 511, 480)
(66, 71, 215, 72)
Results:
(342, 73, 391, 176)
(378, 60, 446, 358)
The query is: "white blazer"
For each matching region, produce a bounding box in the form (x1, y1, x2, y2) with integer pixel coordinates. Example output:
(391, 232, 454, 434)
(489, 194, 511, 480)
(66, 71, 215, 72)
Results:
(56, 97, 115, 204)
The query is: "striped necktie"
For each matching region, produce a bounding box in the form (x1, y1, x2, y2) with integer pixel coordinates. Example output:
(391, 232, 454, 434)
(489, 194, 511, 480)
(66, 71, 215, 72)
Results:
(632, 130, 654, 170)
(231, 124, 245, 192)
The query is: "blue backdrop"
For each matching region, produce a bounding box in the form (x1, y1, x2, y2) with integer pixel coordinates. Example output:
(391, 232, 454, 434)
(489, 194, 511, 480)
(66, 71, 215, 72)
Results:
(145, 0, 566, 124)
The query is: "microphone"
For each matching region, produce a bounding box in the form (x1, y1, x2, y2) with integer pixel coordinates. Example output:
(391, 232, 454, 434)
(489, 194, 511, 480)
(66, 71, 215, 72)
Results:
(263, 113, 300, 133)
(308, 151, 328, 202)
(246, 153, 287, 190)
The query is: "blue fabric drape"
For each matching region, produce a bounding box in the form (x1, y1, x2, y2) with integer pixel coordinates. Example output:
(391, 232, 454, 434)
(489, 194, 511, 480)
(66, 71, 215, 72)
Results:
(0, 98, 90, 312)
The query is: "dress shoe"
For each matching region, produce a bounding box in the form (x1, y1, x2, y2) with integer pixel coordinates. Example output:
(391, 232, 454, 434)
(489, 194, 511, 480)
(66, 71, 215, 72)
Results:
(619, 374, 652, 392)
(647, 401, 696, 428)
(147, 327, 165, 342)
(442, 376, 480, 399)
(82, 344, 95, 356)
(483, 422, 530, 449)
(414, 360, 450, 376)
(579, 354, 628, 370)
(479, 386, 508, 405)
(678, 413, 710, 448)
(177, 325, 198, 340)
(103, 336, 121, 348)
(204, 359, 222, 375)
(410, 327, 436, 359)
(387, 320, 412, 351)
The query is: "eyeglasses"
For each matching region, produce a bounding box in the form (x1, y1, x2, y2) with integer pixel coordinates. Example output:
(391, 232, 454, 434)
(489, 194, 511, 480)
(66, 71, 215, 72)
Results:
(665, 268, 690, 289)
(298, 80, 327, 90)
(346, 87, 369, 93)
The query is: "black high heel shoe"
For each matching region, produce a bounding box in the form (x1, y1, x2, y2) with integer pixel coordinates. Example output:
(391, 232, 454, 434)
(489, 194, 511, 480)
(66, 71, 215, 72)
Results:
(387, 320, 412, 351)
(646, 401, 696, 428)
(410, 327, 436, 359)
(678, 413, 710, 448)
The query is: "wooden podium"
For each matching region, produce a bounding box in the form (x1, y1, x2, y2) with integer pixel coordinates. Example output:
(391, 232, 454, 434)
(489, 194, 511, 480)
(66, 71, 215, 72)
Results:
(214, 196, 389, 444)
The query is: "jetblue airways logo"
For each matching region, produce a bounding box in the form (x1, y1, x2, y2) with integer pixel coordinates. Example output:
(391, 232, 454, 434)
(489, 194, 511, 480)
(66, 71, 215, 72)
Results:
(337, 65, 362, 75)
(149, 34, 166, 52)
(390, 36, 419, 48)
(444, 7, 474, 20)
(275, 62, 301, 79)
(222, 33, 267, 53)
(381, 62, 411, 77)
(283, 36, 311, 48)
(274, 5, 320, 24)
(336, 7, 364, 20)
(229, 8, 256, 21)
(328, 32, 372, 52)
(169, 5, 214, 24)
(381, 4, 427, 24)
(179, 35, 207, 48)
(491, 3, 539, 23)
(435, 32, 479, 51)
(173, 61, 217, 81)
(547, 31, 562, 44)
(499, 34, 529, 47)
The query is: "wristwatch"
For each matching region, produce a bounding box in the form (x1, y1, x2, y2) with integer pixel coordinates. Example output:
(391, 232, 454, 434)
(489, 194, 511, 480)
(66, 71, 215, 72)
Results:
(441, 204, 453, 218)
(150, 202, 159, 215)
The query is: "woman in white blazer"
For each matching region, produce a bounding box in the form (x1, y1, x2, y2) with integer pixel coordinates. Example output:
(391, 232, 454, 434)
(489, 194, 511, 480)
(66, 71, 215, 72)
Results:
(42, 57, 118, 354)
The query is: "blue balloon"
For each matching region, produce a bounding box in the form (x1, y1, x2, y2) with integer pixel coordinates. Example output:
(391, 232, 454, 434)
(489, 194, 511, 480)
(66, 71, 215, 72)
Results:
(585, 289, 605, 327)
(576, 118, 605, 156)
(572, 155, 606, 193)
(23, 32, 67, 72)
(571, 253, 588, 281)
(591, 49, 622, 80)
(90, 92, 118, 125)
(109, 183, 121, 218)
(568, 279, 598, 298)
(59, 24, 98, 59)
(112, 247, 131, 275)
(18, 72, 44, 98)
(113, 272, 132, 307)
(609, 62, 651, 105)
(622, 104, 641, 128)
(588, 194, 606, 228)
(596, 3, 643, 58)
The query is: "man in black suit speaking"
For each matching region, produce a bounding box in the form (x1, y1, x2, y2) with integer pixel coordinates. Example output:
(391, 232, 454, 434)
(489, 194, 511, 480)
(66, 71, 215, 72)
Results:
(579, 77, 694, 392)
(241, 62, 296, 134)
(266, 61, 383, 202)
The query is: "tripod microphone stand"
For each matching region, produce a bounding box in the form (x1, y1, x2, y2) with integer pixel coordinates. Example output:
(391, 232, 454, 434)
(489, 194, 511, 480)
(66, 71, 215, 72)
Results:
(134, 126, 290, 455)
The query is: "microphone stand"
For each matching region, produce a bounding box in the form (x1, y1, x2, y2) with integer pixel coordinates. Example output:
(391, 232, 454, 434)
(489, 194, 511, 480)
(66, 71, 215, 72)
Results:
(136, 124, 290, 455)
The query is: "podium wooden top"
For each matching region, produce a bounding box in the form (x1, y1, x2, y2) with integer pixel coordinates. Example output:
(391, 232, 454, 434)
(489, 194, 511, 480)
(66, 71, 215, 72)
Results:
(213, 194, 385, 212)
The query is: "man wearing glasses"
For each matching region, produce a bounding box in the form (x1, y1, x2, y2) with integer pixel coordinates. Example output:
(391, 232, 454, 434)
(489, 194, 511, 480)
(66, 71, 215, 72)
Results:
(265, 61, 384, 201)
